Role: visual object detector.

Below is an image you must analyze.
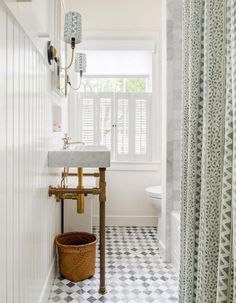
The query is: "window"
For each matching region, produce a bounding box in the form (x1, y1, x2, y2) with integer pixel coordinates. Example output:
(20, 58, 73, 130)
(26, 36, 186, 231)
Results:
(69, 51, 152, 162)
(70, 90, 151, 162)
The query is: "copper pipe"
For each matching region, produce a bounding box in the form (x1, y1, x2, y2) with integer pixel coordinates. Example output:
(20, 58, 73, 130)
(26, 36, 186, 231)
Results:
(62, 172, 100, 178)
(48, 167, 107, 295)
(61, 168, 68, 187)
(61, 199, 64, 233)
(83, 172, 100, 177)
(48, 186, 101, 196)
(77, 168, 84, 213)
(98, 168, 106, 294)
(59, 194, 87, 200)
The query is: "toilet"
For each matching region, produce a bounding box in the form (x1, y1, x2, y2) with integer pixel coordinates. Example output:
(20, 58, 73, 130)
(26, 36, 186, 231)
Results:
(145, 186, 162, 216)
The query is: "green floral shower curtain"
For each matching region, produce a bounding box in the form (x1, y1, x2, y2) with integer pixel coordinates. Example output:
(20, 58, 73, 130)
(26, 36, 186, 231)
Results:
(180, 0, 236, 302)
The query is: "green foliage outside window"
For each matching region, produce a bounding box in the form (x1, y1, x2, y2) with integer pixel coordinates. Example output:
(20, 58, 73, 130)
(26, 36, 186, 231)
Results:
(81, 77, 148, 93)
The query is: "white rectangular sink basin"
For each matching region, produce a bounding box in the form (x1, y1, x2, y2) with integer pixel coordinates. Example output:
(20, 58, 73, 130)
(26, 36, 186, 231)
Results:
(48, 145, 111, 168)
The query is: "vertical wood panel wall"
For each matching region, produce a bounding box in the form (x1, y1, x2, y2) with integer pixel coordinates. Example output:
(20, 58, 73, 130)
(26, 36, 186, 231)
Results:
(0, 2, 61, 302)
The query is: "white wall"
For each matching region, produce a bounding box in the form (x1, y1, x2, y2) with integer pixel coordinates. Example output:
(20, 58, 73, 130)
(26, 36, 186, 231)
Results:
(3, 0, 53, 57)
(0, 1, 62, 302)
(66, 0, 161, 226)
(93, 167, 161, 226)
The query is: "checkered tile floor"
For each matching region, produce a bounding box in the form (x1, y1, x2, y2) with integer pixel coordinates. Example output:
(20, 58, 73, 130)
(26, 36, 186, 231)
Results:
(48, 226, 178, 303)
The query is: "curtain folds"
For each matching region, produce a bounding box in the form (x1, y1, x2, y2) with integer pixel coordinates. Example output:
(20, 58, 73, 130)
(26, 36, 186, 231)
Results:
(180, 0, 236, 302)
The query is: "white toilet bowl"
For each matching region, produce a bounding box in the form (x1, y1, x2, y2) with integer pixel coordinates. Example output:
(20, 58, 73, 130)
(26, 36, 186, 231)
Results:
(146, 186, 162, 216)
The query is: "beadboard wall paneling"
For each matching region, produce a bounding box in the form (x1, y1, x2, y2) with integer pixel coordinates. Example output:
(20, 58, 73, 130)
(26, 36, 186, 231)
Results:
(0, 2, 61, 303)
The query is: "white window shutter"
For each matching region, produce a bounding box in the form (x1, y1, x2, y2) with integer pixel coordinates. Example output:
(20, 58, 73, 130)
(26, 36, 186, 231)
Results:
(98, 94, 113, 151)
(116, 96, 129, 159)
(81, 97, 95, 145)
(135, 99, 147, 154)
(69, 91, 151, 162)
(134, 93, 151, 160)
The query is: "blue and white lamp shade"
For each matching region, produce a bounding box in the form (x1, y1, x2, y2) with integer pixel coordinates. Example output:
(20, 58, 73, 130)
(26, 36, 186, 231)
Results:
(75, 53, 87, 73)
(64, 11, 82, 44)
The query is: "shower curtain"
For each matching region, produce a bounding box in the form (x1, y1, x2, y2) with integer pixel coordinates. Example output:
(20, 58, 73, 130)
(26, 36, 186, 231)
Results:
(180, 0, 236, 302)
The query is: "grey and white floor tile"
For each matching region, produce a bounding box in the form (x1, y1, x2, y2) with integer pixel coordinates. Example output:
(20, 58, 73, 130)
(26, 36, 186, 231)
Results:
(48, 226, 178, 303)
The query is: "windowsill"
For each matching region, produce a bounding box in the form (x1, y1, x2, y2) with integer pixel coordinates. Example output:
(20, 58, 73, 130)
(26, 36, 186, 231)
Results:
(108, 161, 160, 172)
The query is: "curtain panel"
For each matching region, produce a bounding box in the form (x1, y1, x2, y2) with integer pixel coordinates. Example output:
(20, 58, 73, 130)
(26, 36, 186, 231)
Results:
(180, 0, 236, 302)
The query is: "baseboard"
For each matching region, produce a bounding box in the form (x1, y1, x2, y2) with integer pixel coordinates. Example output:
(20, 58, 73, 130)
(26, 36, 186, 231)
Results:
(159, 239, 171, 262)
(38, 257, 56, 303)
(171, 255, 180, 273)
(92, 215, 158, 226)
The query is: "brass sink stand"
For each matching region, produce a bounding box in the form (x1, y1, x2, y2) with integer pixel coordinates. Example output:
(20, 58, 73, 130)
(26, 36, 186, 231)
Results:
(49, 167, 107, 294)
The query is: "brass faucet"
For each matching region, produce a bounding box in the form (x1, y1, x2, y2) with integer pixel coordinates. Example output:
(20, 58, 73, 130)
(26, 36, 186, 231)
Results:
(62, 133, 85, 150)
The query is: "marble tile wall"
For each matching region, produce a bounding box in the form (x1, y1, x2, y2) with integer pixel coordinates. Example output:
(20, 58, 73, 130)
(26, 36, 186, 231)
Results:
(166, 0, 182, 211)
(159, 0, 182, 262)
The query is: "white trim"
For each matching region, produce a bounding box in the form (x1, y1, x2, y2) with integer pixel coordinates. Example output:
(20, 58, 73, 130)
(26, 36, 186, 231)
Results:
(38, 257, 56, 303)
(108, 161, 160, 172)
(60, 0, 66, 10)
(159, 240, 169, 262)
(171, 256, 180, 274)
(93, 215, 158, 226)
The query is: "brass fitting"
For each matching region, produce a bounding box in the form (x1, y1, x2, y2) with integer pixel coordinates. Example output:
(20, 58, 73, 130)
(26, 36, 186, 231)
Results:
(48, 186, 100, 196)
(48, 168, 102, 210)
(77, 168, 84, 213)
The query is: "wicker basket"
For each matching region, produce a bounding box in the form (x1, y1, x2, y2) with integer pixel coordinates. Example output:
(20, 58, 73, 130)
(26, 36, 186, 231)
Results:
(55, 232, 97, 282)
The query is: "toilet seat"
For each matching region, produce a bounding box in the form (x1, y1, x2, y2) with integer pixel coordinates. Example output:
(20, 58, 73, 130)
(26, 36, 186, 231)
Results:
(146, 186, 162, 199)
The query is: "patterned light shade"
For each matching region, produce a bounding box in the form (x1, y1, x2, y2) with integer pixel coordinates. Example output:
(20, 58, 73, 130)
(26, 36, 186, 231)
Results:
(75, 53, 87, 73)
(64, 11, 82, 44)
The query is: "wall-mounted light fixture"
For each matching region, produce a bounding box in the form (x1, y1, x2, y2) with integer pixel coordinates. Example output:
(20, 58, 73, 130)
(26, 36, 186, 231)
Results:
(67, 53, 87, 90)
(47, 11, 82, 69)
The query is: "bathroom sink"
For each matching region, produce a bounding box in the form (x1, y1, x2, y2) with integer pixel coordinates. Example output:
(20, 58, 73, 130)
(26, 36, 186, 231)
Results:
(48, 145, 111, 168)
